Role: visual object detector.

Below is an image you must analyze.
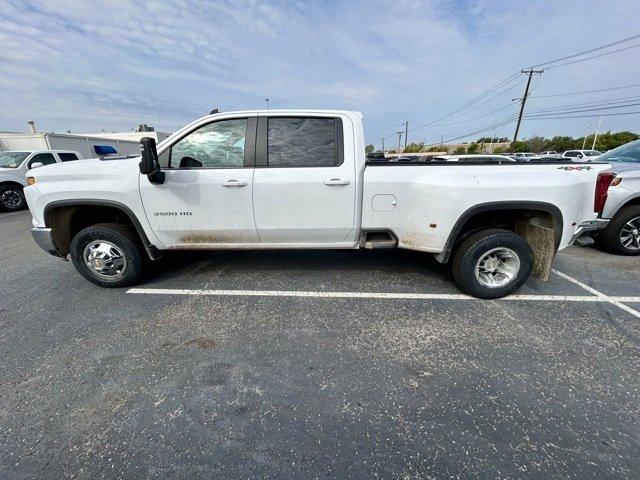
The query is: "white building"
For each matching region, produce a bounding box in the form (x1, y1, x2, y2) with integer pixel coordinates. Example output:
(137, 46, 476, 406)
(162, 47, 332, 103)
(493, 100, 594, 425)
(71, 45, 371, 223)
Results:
(0, 122, 170, 158)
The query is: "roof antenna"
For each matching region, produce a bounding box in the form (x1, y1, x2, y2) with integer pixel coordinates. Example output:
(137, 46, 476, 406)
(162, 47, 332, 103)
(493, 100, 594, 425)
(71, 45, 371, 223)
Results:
(209, 108, 219, 114)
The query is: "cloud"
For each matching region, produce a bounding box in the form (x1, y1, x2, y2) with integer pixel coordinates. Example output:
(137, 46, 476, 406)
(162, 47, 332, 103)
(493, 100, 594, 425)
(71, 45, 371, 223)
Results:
(1, 0, 639, 145)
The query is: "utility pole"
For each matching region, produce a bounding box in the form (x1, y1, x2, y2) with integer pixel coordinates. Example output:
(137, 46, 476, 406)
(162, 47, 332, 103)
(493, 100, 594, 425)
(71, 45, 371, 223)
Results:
(440, 134, 443, 150)
(404, 121, 408, 150)
(396, 131, 404, 152)
(512, 69, 543, 146)
(381, 138, 385, 152)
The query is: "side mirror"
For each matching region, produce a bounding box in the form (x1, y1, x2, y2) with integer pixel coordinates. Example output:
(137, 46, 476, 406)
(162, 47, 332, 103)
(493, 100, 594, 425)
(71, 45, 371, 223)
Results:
(577, 154, 583, 159)
(30, 162, 44, 169)
(139, 137, 165, 184)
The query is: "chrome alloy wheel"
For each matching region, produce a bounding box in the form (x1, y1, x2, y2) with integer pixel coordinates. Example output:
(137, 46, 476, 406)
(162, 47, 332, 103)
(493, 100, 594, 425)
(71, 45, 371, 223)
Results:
(475, 247, 521, 288)
(83, 240, 127, 279)
(620, 216, 640, 250)
(1, 189, 23, 209)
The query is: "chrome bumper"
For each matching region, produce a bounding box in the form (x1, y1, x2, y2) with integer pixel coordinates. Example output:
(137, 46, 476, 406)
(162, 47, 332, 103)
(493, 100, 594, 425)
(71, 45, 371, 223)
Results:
(569, 218, 610, 245)
(31, 227, 58, 254)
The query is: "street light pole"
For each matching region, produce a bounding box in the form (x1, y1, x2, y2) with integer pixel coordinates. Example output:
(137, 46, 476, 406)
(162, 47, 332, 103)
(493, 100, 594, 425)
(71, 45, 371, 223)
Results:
(265, 98, 269, 110)
(592, 113, 604, 150)
(582, 124, 591, 150)
(396, 131, 404, 152)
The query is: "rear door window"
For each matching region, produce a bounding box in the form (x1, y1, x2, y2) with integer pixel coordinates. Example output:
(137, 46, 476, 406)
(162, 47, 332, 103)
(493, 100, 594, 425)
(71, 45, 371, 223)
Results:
(58, 152, 79, 162)
(267, 117, 339, 167)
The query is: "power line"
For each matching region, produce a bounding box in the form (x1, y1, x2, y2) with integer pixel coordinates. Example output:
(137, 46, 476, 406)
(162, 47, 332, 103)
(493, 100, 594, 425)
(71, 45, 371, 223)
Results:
(413, 72, 522, 128)
(525, 102, 640, 118)
(526, 95, 640, 114)
(545, 43, 640, 70)
(364, 122, 406, 134)
(410, 78, 525, 133)
(529, 33, 640, 68)
(528, 83, 640, 99)
(525, 110, 640, 120)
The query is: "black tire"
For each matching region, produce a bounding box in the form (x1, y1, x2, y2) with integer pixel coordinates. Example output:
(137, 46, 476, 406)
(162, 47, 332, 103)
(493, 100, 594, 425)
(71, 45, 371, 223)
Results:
(451, 229, 533, 299)
(596, 205, 640, 255)
(70, 223, 144, 288)
(0, 184, 26, 211)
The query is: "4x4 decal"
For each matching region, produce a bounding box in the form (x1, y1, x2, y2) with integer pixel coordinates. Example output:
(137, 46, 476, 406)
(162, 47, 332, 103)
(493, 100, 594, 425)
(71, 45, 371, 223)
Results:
(557, 165, 592, 171)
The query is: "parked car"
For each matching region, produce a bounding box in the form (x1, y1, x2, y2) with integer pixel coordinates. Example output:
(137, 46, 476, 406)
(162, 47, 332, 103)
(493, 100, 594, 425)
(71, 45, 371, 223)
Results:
(25, 109, 612, 298)
(432, 154, 516, 163)
(591, 140, 640, 254)
(539, 151, 558, 156)
(0, 150, 82, 211)
(527, 154, 572, 162)
(513, 152, 537, 159)
(562, 149, 602, 161)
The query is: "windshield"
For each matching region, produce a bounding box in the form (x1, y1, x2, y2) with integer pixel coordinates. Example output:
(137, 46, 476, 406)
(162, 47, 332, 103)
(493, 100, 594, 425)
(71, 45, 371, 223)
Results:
(584, 150, 602, 157)
(598, 141, 640, 163)
(0, 151, 29, 168)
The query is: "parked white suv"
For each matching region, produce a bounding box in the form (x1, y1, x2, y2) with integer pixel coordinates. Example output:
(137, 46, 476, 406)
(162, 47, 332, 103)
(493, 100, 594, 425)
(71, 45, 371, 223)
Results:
(591, 140, 640, 255)
(562, 150, 602, 161)
(0, 150, 82, 211)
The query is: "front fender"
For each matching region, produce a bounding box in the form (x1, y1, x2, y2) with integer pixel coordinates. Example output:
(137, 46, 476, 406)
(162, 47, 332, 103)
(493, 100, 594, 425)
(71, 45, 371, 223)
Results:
(0, 174, 27, 187)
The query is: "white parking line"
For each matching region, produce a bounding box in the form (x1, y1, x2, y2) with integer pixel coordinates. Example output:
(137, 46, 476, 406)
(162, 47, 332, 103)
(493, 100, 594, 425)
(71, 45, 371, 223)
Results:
(0, 211, 28, 218)
(127, 287, 640, 305)
(552, 268, 640, 318)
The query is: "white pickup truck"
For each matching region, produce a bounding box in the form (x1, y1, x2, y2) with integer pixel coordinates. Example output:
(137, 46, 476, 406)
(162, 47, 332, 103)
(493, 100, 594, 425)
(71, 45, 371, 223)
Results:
(25, 110, 614, 298)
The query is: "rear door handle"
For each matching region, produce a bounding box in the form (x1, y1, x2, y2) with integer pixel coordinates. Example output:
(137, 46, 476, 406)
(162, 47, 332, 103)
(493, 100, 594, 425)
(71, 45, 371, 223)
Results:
(222, 179, 248, 187)
(324, 178, 350, 186)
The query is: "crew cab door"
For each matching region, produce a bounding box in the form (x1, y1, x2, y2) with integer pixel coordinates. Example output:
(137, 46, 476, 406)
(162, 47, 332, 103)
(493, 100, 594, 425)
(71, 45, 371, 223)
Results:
(139, 116, 258, 247)
(252, 114, 357, 244)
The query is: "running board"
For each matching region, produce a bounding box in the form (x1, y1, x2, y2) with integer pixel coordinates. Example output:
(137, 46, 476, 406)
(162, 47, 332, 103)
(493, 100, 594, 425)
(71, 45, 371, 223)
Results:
(361, 231, 398, 249)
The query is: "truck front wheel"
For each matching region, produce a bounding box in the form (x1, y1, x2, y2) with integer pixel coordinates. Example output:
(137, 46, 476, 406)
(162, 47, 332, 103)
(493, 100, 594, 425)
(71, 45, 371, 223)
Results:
(451, 229, 533, 299)
(70, 223, 143, 288)
(0, 185, 26, 211)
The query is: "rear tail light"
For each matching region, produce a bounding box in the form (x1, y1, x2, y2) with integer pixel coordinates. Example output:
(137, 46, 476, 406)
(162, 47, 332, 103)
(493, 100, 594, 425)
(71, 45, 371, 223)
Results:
(594, 172, 615, 213)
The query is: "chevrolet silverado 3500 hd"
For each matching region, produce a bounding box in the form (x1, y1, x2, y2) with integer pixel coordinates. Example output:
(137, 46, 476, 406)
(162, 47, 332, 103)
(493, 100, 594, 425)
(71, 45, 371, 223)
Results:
(25, 110, 613, 298)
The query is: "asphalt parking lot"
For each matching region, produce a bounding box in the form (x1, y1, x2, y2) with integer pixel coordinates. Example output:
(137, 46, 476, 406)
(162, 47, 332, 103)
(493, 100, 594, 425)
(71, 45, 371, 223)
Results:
(1, 210, 639, 479)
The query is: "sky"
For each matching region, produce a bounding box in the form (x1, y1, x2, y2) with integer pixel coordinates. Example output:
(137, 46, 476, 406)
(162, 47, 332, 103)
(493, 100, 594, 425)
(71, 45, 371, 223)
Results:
(1, 0, 640, 149)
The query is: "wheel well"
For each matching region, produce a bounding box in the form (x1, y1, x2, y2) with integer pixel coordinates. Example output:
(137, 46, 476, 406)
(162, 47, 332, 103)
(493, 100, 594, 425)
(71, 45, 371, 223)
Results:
(45, 204, 141, 257)
(453, 209, 559, 251)
(619, 196, 640, 211)
(439, 205, 562, 281)
(0, 181, 25, 190)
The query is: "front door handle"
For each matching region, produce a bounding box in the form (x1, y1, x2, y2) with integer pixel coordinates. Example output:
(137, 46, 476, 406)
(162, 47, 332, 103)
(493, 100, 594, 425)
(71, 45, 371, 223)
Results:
(222, 179, 248, 187)
(324, 178, 350, 186)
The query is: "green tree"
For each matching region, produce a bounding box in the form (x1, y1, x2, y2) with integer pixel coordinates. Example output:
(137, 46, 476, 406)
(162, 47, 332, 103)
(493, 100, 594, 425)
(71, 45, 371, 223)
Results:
(404, 142, 426, 153)
(525, 136, 546, 153)
(511, 141, 527, 153)
(365, 144, 375, 154)
(453, 146, 466, 154)
(427, 145, 442, 152)
(466, 142, 480, 154)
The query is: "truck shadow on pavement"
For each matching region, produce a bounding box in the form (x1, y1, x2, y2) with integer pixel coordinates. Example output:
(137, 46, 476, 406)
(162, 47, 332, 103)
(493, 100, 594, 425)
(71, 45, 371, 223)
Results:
(143, 248, 453, 289)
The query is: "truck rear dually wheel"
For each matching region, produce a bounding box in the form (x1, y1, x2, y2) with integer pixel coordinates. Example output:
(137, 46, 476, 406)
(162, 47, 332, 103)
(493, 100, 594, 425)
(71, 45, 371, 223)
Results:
(70, 223, 143, 288)
(451, 229, 533, 299)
